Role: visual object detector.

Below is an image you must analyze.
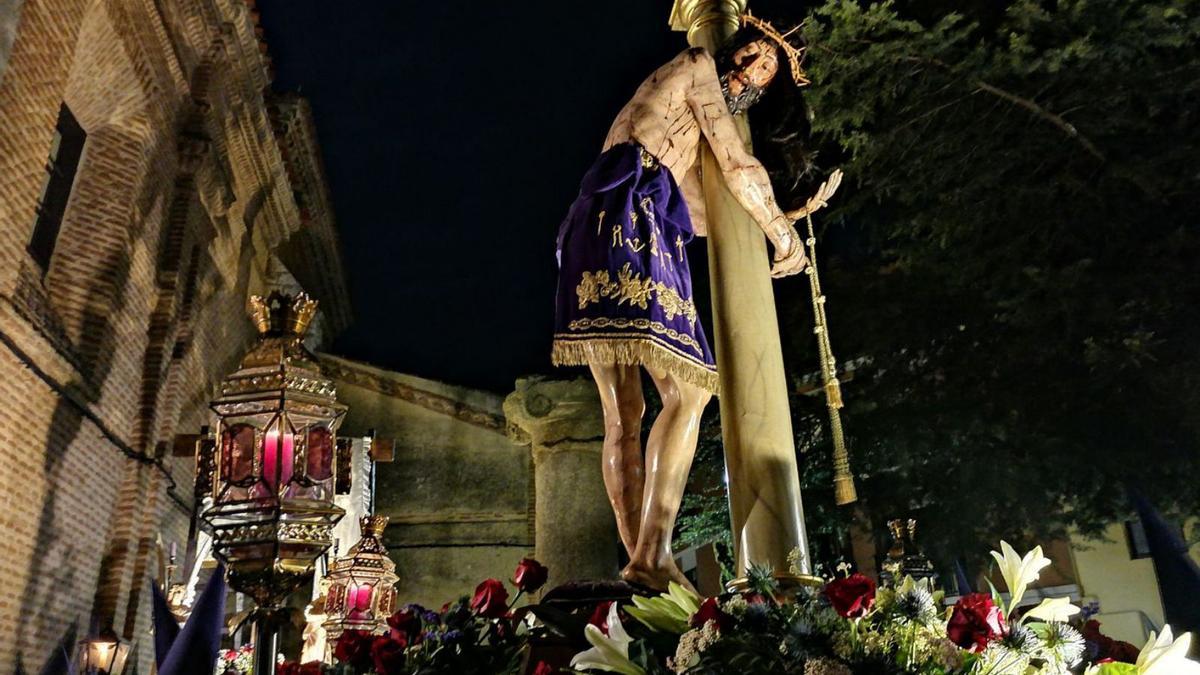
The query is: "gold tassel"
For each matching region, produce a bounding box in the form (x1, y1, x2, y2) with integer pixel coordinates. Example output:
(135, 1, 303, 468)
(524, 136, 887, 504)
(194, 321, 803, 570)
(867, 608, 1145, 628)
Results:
(804, 208, 858, 505)
(824, 379, 844, 409)
(552, 337, 721, 395)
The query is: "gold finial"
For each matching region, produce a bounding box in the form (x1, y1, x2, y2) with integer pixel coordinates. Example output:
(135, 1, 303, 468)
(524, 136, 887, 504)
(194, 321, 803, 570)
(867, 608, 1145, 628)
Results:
(248, 291, 319, 337)
(740, 12, 810, 86)
(360, 515, 389, 538)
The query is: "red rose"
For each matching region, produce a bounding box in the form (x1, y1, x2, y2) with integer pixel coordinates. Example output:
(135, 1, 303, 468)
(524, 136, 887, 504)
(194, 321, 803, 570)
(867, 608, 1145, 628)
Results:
(386, 608, 422, 645)
(947, 593, 1007, 652)
(297, 663, 323, 675)
(823, 573, 877, 619)
(371, 636, 406, 674)
(276, 663, 298, 675)
(689, 597, 732, 631)
(470, 578, 510, 618)
(333, 629, 376, 672)
(532, 661, 554, 675)
(513, 558, 550, 593)
(1082, 620, 1140, 664)
(588, 601, 613, 635)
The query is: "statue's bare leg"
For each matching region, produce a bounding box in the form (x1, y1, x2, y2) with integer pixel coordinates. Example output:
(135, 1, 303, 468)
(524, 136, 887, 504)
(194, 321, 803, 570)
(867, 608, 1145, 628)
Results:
(620, 365, 711, 592)
(589, 363, 646, 558)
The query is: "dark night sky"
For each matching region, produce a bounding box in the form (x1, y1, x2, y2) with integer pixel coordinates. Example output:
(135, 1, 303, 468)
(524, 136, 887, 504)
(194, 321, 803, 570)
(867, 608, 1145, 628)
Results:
(257, 2, 691, 393)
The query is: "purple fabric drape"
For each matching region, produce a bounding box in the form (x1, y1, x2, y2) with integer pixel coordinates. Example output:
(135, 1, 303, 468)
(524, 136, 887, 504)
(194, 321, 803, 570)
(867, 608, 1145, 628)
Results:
(553, 143, 717, 392)
(156, 564, 227, 675)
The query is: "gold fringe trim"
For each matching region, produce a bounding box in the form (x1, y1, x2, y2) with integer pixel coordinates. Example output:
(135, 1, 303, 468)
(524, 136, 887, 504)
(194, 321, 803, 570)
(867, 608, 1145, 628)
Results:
(552, 338, 720, 395)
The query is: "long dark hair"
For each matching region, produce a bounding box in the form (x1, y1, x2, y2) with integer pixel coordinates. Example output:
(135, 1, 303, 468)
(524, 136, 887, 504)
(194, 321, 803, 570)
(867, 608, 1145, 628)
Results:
(715, 27, 821, 212)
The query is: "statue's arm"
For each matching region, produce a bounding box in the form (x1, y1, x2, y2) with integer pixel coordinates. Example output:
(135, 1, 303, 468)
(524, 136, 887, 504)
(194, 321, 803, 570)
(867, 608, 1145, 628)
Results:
(679, 165, 707, 236)
(684, 49, 793, 248)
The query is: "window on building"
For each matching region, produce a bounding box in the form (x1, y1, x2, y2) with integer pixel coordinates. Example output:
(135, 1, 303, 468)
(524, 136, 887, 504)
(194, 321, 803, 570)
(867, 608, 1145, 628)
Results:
(29, 103, 86, 270)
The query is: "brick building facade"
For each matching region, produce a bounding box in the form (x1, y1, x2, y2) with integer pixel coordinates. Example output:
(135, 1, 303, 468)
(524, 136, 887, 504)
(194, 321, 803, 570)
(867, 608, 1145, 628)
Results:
(0, 0, 348, 671)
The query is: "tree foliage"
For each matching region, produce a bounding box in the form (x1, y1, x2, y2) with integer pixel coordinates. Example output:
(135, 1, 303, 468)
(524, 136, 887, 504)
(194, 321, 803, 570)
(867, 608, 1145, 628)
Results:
(678, 0, 1200, 573)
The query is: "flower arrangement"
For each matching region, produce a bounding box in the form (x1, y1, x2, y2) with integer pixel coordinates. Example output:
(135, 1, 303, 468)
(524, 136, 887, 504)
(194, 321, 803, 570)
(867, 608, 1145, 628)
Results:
(566, 541, 1200, 675)
(288, 544, 1197, 674)
(214, 643, 254, 674)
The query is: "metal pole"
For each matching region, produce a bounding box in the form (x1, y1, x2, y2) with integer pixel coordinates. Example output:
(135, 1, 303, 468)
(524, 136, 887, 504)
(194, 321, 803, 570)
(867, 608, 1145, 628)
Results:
(668, 0, 817, 589)
(251, 611, 279, 675)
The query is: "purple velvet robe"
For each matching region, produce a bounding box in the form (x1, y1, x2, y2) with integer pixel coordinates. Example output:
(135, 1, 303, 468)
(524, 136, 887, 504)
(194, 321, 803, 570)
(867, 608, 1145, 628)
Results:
(553, 143, 717, 393)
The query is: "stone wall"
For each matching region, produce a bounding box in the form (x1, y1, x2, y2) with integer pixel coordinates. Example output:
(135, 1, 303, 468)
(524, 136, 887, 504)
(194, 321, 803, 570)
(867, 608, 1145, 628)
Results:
(319, 355, 535, 608)
(321, 356, 622, 608)
(0, 0, 348, 672)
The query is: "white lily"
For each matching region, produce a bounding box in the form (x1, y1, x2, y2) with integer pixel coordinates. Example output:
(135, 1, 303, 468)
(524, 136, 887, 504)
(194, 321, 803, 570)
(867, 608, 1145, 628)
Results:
(1023, 596, 1080, 623)
(1085, 626, 1200, 674)
(570, 602, 646, 675)
(1137, 626, 1200, 674)
(990, 540, 1052, 612)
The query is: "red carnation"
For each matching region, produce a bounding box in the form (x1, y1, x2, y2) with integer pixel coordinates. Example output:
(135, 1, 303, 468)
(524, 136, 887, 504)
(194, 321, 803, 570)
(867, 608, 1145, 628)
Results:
(386, 608, 422, 645)
(588, 600, 613, 635)
(513, 558, 550, 593)
(532, 661, 555, 675)
(947, 593, 1007, 652)
(823, 573, 877, 619)
(370, 635, 406, 674)
(470, 578, 510, 618)
(333, 629, 376, 672)
(689, 597, 732, 631)
(275, 663, 297, 675)
(297, 663, 323, 675)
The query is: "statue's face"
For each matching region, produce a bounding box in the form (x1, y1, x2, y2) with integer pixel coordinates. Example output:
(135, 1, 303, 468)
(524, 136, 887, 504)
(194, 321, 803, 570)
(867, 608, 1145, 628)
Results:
(726, 39, 779, 98)
(720, 38, 778, 114)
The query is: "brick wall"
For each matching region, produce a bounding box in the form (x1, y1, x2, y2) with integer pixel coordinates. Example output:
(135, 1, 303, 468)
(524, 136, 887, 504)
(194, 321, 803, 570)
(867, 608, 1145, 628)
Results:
(0, 0, 348, 672)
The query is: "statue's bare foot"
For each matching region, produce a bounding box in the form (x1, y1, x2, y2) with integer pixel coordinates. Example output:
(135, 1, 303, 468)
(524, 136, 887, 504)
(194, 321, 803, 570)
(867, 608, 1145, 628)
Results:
(620, 560, 697, 595)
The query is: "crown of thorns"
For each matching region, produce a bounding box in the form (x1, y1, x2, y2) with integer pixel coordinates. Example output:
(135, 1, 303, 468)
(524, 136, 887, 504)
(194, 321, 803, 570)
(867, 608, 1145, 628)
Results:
(740, 12, 810, 86)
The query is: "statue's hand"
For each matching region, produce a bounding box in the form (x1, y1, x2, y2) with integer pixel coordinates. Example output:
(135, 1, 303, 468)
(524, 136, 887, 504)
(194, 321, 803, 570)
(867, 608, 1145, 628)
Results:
(785, 169, 845, 221)
(770, 224, 808, 279)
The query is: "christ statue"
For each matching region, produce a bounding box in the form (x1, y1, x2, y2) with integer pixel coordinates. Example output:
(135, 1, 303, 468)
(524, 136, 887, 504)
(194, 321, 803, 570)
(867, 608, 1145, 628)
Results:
(553, 19, 810, 591)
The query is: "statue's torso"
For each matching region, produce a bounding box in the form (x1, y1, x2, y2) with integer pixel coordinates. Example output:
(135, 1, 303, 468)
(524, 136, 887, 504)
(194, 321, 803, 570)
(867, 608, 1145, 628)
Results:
(603, 50, 707, 183)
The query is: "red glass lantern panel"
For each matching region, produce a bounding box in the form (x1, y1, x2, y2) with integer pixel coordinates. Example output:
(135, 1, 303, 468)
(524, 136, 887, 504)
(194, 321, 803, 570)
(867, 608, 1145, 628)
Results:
(306, 426, 333, 480)
(347, 582, 373, 620)
(221, 424, 256, 483)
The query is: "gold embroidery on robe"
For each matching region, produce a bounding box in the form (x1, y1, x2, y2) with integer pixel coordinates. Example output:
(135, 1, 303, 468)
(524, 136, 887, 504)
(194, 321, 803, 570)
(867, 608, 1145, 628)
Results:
(565, 317, 703, 353)
(576, 270, 617, 310)
(615, 263, 654, 309)
(575, 264, 698, 327)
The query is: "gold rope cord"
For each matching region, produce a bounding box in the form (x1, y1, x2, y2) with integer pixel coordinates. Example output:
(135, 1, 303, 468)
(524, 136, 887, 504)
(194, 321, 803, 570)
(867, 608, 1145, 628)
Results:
(803, 212, 858, 505)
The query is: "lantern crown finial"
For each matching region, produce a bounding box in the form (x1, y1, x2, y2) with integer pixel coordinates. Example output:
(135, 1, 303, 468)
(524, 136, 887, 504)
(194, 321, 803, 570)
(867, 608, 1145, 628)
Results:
(360, 514, 389, 538)
(249, 291, 319, 337)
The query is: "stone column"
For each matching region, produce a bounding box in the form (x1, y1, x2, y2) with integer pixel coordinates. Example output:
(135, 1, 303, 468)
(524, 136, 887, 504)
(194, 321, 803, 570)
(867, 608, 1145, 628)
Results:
(504, 377, 617, 586)
(669, 0, 816, 587)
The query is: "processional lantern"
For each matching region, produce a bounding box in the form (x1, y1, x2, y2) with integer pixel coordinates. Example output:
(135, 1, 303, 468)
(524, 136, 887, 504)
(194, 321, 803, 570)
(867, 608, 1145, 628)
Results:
(201, 291, 346, 671)
(76, 627, 129, 675)
(323, 515, 398, 640)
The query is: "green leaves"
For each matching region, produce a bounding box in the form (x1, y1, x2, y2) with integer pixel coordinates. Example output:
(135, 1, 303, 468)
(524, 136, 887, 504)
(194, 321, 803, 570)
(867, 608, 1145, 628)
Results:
(755, 0, 1200, 565)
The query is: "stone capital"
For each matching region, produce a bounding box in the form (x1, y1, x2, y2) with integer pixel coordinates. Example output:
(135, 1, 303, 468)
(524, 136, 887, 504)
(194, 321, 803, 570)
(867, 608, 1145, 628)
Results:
(503, 377, 603, 448)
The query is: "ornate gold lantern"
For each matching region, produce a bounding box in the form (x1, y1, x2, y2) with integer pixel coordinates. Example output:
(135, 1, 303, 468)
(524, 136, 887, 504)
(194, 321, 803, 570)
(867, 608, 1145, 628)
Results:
(201, 291, 346, 671)
(323, 515, 398, 639)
